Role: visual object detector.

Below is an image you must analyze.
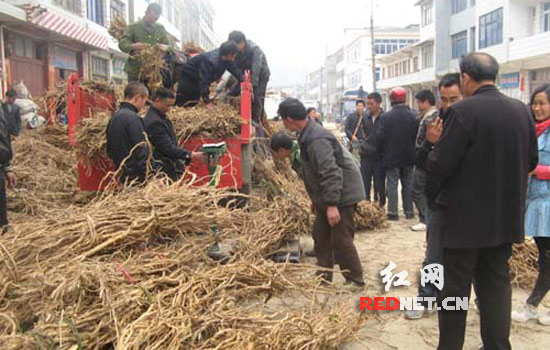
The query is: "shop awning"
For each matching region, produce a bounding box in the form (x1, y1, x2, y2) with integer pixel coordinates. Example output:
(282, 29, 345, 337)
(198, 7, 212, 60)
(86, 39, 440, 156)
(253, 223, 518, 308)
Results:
(26, 5, 108, 50)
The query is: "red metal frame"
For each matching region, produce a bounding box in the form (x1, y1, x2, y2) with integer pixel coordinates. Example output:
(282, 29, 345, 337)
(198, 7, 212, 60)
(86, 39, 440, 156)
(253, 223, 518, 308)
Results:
(67, 73, 116, 191)
(68, 71, 252, 191)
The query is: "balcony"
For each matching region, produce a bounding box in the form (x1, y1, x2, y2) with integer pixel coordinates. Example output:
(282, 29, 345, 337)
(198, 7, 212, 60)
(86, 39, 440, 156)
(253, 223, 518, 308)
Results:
(378, 67, 436, 90)
(507, 30, 550, 69)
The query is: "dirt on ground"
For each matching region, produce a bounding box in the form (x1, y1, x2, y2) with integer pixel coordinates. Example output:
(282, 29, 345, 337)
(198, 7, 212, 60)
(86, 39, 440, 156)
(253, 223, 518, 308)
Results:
(296, 216, 549, 350)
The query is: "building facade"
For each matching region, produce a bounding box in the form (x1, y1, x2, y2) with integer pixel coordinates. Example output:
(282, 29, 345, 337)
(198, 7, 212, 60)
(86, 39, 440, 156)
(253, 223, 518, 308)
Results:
(378, 0, 550, 105)
(179, 0, 218, 51)
(0, 0, 220, 97)
(308, 25, 420, 118)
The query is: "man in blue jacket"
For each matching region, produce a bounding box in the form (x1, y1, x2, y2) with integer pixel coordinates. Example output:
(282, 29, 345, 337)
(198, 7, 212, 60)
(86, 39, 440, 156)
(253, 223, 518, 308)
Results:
(144, 87, 202, 181)
(176, 41, 243, 108)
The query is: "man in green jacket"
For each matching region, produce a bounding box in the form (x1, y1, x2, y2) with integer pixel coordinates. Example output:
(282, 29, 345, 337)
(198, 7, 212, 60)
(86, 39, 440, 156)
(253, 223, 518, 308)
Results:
(119, 3, 171, 83)
(278, 98, 366, 288)
(270, 132, 302, 178)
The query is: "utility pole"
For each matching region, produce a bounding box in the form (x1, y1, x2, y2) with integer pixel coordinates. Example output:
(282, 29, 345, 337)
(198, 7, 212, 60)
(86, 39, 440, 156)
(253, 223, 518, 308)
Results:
(370, 0, 377, 92)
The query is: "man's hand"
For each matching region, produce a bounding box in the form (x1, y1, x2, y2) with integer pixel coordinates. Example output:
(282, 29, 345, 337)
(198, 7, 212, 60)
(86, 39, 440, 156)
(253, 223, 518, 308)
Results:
(191, 151, 206, 163)
(529, 169, 537, 177)
(205, 103, 213, 110)
(310, 202, 316, 214)
(6, 171, 16, 189)
(426, 117, 443, 144)
(158, 44, 169, 52)
(326, 206, 341, 227)
(351, 136, 358, 142)
(131, 42, 146, 50)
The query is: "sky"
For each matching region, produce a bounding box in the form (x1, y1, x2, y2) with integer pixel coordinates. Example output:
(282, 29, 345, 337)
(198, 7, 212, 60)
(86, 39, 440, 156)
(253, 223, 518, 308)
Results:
(211, 0, 420, 86)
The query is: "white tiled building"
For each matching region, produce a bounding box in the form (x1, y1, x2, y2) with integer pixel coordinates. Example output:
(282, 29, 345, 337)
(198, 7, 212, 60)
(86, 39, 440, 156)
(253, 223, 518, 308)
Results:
(307, 25, 420, 117)
(378, 0, 550, 105)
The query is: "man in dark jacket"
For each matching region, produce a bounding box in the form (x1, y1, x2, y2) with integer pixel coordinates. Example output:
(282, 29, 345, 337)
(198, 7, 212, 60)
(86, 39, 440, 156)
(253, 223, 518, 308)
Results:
(411, 90, 438, 232)
(228, 31, 270, 128)
(176, 41, 243, 108)
(2, 90, 22, 137)
(405, 73, 463, 320)
(106, 82, 150, 184)
(424, 53, 538, 349)
(279, 98, 366, 288)
(345, 100, 367, 152)
(377, 87, 419, 220)
(0, 106, 17, 233)
(360, 92, 385, 206)
(144, 87, 202, 181)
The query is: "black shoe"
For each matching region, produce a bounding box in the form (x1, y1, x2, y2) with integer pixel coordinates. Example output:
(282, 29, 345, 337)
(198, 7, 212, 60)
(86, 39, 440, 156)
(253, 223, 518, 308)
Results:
(387, 214, 399, 221)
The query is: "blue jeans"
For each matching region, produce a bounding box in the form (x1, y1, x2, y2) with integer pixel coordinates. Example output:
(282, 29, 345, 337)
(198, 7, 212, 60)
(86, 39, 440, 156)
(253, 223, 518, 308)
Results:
(385, 166, 414, 218)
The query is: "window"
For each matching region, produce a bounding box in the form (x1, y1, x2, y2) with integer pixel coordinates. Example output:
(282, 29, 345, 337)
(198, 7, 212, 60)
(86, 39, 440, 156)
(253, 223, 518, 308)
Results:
(110, 0, 124, 20)
(174, 9, 181, 28)
(54, 0, 82, 16)
(112, 58, 125, 76)
(422, 1, 433, 26)
(87, 0, 105, 27)
(413, 56, 419, 72)
(166, 0, 173, 23)
(374, 38, 417, 55)
(422, 43, 434, 69)
(91, 56, 108, 78)
(452, 31, 467, 59)
(452, 0, 468, 14)
(13, 35, 43, 60)
(479, 8, 503, 49)
(470, 27, 476, 52)
(544, 3, 550, 32)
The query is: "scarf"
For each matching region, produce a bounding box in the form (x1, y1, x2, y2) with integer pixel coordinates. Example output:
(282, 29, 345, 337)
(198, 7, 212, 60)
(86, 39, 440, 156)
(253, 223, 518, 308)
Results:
(535, 118, 550, 137)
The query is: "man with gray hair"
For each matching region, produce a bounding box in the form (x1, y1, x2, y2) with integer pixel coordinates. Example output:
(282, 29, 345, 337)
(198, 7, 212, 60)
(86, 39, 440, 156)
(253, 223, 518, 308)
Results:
(425, 52, 538, 349)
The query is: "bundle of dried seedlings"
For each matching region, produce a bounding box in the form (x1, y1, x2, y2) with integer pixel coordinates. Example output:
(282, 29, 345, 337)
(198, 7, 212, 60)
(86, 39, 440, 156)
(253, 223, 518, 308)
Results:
(135, 44, 165, 92)
(182, 41, 205, 54)
(169, 104, 242, 143)
(36, 122, 71, 150)
(510, 240, 539, 289)
(354, 201, 387, 231)
(7, 131, 77, 215)
(74, 111, 110, 171)
(108, 15, 127, 41)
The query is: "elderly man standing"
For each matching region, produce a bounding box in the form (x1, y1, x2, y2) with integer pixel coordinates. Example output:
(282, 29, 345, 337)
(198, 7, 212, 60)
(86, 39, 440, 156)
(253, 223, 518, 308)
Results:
(278, 98, 366, 288)
(119, 3, 171, 83)
(426, 53, 538, 350)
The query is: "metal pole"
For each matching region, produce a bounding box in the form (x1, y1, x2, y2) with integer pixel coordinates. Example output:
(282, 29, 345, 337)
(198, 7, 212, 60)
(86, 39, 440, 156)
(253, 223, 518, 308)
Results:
(0, 25, 7, 98)
(370, 0, 376, 92)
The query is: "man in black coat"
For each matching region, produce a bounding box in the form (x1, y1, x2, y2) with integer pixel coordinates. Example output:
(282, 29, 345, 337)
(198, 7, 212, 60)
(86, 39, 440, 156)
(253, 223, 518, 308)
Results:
(144, 87, 202, 181)
(345, 100, 367, 153)
(377, 87, 419, 220)
(228, 31, 270, 129)
(0, 105, 17, 233)
(176, 41, 243, 108)
(2, 90, 22, 137)
(424, 53, 538, 350)
(360, 92, 385, 207)
(106, 82, 150, 184)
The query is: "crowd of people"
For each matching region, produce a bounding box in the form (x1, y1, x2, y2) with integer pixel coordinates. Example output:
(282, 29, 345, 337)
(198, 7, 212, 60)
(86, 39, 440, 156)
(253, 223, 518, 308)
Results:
(1, 6, 549, 347)
(274, 52, 550, 349)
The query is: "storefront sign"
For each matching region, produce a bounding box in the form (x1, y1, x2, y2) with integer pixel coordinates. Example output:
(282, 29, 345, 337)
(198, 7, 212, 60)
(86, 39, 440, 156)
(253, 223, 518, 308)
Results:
(499, 72, 520, 89)
(53, 46, 78, 71)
